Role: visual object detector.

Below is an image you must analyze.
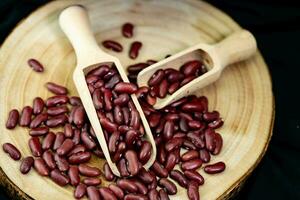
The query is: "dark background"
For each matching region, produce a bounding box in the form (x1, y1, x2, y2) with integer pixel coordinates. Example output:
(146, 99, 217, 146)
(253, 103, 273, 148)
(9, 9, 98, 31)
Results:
(1, 0, 299, 199)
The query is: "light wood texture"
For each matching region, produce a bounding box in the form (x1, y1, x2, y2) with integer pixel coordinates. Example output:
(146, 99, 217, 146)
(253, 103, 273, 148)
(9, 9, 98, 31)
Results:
(137, 30, 257, 109)
(59, 5, 156, 176)
(0, 0, 274, 200)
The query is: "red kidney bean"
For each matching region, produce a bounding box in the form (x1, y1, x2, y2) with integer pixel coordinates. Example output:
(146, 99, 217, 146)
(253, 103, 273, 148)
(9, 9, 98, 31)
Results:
(181, 159, 202, 171)
(46, 95, 69, 107)
(54, 153, 69, 171)
(132, 179, 148, 195)
(124, 194, 148, 200)
(47, 105, 68, 116)
(42, 150, 56, 169)
(199, 149, 210, 163)
(62, 123, 73, 138)
(92, 89, 104, 110)
(53, 132, 65, 150)
(213, 133, 223, 155)
(87, 186, 101, 200)
(6, 109, 19, 129)
(68, 151, 91, 164)
(125, 150, 140, 176)
(181, 101, 203, 112)
(90, 65, 110, 77)
(180, 75, 195, 86)
(165, 138, 183, 152)
(99, 187, 117, 200)
(173, 132, 186, 139)
(46, 114, 68, 128)
(102, 40, 123, 52)
(81, 131, 96, 150)
(148, 113, 161, 128)
(108, 131, 120, 154)
(180, 60, 202, 76)
(117, 158, 130, 177)
(208, 118, 224, 129)
(179, 117, 189, 133)
(169, 170, 188, 188)
(164, 152, 177, 172)
(114, 93, 130, 106)
(29, 137, 42, 157)
(114, 82, 138, 94)
(129, 109, 140, 130)
(135, 86, 149, 99)
(20, 156, 34, 174)
(30, 113, 48, 128)
(181, 150, 199, 162)
(187, 132, 205, 149)
(102, 162, 115, 181)
(78, 164, 101, 177)
(157, 144, 166, 164)
(203, 111, 219, 122)
(137, 167, 154, 184)
(148, 70, 165, 87)
(129, 41, 142, 59)
(170, 97, 187, 108)
(117, 179, 138, 193)
(182, 139, 197, 150)
(188, 120, 203, 129)
(86, 75, 99, 84)
(109, 184, 124, 199)
(158, 79, 168, 98)
(67, 144, 86, 157)
(32, 97, 44, 115)
(68, 106, 77, 124)
(151, 161, 168, 178)
(19, 106, 33, 127)
(28, 58, 44, 72)
(204, 161, 226, 174)
(204, 128, 216, 152)
(113, 106, 124, 125)
(29, 127, 49, 136)
(34, 158, 49, 176)
(187, 181, 200, 200)
(148, 171, 158, 190)
(45, 82, 68, 95)
(74, 183, 87, 199)
(106, 74, 122, 89)
(69, 96, 82, 106)
(167, 71, 184, 83)
(50, 169, 69, 186)
(57, 139, 74, 156)
(163, 120, 174, 140)
(72, 106, 85, 128)
(148, 189, 160, 200)
(168, 82, 180, 94)
(100, 117, 118, 133)
(68, 165, 80, 186)
(158, 178, 177, 195)
(83, 177, 101, 186)
(159, 189, 170, 200)
(122, 22, 134, 38)
(139, 141, 152, 164)
(184, 170, 204, 185)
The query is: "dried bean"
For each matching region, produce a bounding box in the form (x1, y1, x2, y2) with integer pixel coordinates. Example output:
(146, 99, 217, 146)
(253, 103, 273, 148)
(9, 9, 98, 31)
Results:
(29, 137, 42, 157)
(33, 97, 44, 115)
(184, 170, 204, 185)
(99, 187, 117, 200)
(28, 58, 44, 72)
(57, 139, 74, 156)
(117, 179, 138, 193)
(47, 105, 68, 116)
(87, 186, 101, 200)
(6, 109, 19, 129)
(187, 181, 199, 200)
(68, 152, 91, 164)
(50, 169, 69, 186)
(204, 161, 226, 174)
(129, 41, 142, 59)
(199, 149, 210, 163)
(3, 143, 21, 160)
(45, 82, 68, 95)
(158, 178, 177, 195)
(102, 40, 123, 52)
(29, 127, 49, 136)
(79, 164, 101, 177)
(53, 132, 65, 150)
(181, 159, 202, 171)
(122, 23, 134, 38)
(151, 161, 168, 178)
(74, 183, 87, 199)
(46, 95, 68, 107)
(54, 153, 69, 171)
(19, 106, 33, 127)
(34, 158, 49, 176)
(42, 150, 56, 169)
(68, 166, 80, 186)
(170, 170, 188, 188)
(20, 156, 34, 174)
(109, 184, 124, 199)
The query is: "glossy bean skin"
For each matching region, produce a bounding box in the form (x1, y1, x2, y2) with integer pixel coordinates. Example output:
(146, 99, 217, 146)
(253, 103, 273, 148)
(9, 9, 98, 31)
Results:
(181, 159, 202, 171)
(148, 70, 165, 86)
(19, 106, 33, 127)
(108, 184, 124, 199)
(87, 186, 101, 200)
(46, 82, 68, 95)
(42, 150, 56, 170)
(187, 181, 200, 200)
(122, 23, 134, 38)
(102, 40, 123, 52)
(170, 170, 188, 188)
(148, 189, 160, 200)
(28, 58, 44, 72)
(81, 131, 96, 150)
(68, 166, 80, 186)
(151, 161, 168, 178)
(212, 133, 223, 155)
(159, 189, 170, 200)
(30, 113, 48, 128)
(204, 129, 216, 152)
(73, 106, 85, 128)
(50, 169, 69, 186)
(99, 187, 118, 200)
(54, 153, 69, 172)
(69, 96, 82, 106)
(3, 143, 21, 160)
(6, 109, 19, 129)
(204, 162, 226, 174)
(68, 152, 91, 164)
(83, 177, 101, 186)
(29, 127, 49, 136)
(117, 158, 130, 177)
(29, 137, 43, 157)
(56, 139, 74, 156)
(104, 162, 115, 181)
(74, 183, 87, 199)
(46, 95, 69, 107)
(180, 60, 202, 76)
(157, 144, 167, 164)
(117, 179, 138, 193)
(181, 150, 199, 162)
(164, 152, 177, 172)
(78, 164, 101, 177)
(165, 138, 183, 152)
(138, 141, 152, 164)
(163, 120, 174, 140)
(46, 114, 68, 128)
(138, 168, 154, 184)
(187, 132, 205, 149)
(208, 118, 224, 129)
(124, 194, 148, 200)
(129, 41, 142, 59)
(32, 97, 45, 115)
(125, 150, 140, 176)
(158, 178, 177, 195)
(34, 158, 49, 176)
(68, 144, 86, 157)
(53, 132, 65, 150)
(184, 170, 204, 185)
(108, 131, 120, 153)
(199, 149, 211, 163)
(20, 156, 34, 174)
(47, 105, 68, 116)
(132, 179, 148, 195)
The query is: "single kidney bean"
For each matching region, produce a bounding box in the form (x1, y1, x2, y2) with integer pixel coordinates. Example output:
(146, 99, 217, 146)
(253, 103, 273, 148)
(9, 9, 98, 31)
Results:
(109, 184, 124, 199)
(100, 117, 117, 133)
(50, 169, 69, 186)
(187, 132, 205, 149)
(34, 158, 49, 176)
(129, 41, 142, 59)
(180, 60, 202, 76)
(81, 131, 96, 150)
(138, 167, 154, 184)
(29, 127, 49, 136)
(19, 106, 33, 127)
(208, 118, 224, 129)
(105, 74, 122, 89)
(182, 140, 197, 150)
(30, 113, 48, 128)
(157, 144, 167, 164)
(87, 186, 101, 200)
(148, 189, 160, 200)
(204, 128, 216, 152)
(117, 179, 138, 193)
(45, 114, 68, 128)
(74, 183, 87, 199)
(158, 178, 177, 195)
(45, 95, 69, 107)
(113, 106, 124, 125)
(168, 82, 180, 94)
(122, 22, 134, 38)
(114, 82, 138, 94)
(167, 71, 184, 83)
(20, 156, 34, 174)
(68, 151, 91, 164)
(42, 150, 56, 170)
(148, 171, 158, 190)
(6, 109, 19, 129)
(213, 133, 223, 155)
(181, 159, 202, 171)
(108, 131, 120, 154)
(57, 139, 74, 156)
(79, 164, 101, 177)
(132, 179, 148, 195)
(63, 123, 73, 138)
(67, 144, 86, 157)
(188, 120, 203, 129)
(68, 165, 80, 186)
(199, 149, 210, 163)
(73, 106, 85, 128)
(89, 65, 110, 77)
(92, 89, 104, 110)
(129, 109, 140, 130)
(169, 170, 188, 188)
(47, 105, 68, 116)
(27, 58, 45, 73)
(114, 93, 130, 106)
(159, 189, 170, 200)
(83, 177, 101, 186)
(53, 132, 65, 150)
(125, 150, 140, 176)
(32, 97, 44, 115)
(125, 129, 139, 147)
(181, 150, 199, 162)
(164, 152, 177, 172)
(179, 118, 189, 133)
(102, 40, 123, 52)
(117, 158, 130, 177)
(170, 97, 188, 108)
(184, 170, 204, 185)
(204, 161, 226, 174)
(151, 161, 168, 178)
(165, 137, 183, 152)
(148, 69, 165, 87)
(29, 137, 42, 157)
(45, 82, 68, 95)
(69, 96, 82, 106)
(54, 153, 69, 172)
(124, 194, 148, 200)
(203, 111, 219, 122)
(138, 141, 152, 164)
(181, 101, 203, 112)
(99, 187, 117, 200)
(163, 120, 174, 140)
(158, 79, 168, 98)
(187, 181, 200, 200)
(86, 75, 99, 84)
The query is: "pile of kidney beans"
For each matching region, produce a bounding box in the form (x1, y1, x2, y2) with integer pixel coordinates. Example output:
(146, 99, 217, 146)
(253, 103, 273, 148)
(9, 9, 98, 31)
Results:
(3, 22, 225, 200)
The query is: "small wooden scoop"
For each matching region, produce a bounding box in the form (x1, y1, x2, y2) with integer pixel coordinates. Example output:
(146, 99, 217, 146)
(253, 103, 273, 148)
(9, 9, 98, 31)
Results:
(137, 30, 257, 109)
(59, 5, 156, 176)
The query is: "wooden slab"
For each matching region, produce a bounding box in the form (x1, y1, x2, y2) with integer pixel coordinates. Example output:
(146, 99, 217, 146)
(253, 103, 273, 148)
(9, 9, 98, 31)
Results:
(0, 0, 274, 199)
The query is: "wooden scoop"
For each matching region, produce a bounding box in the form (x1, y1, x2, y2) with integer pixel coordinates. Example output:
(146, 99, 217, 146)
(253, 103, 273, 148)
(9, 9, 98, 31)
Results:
(59, 5, 156, 176)
(137, 30, 257, 109)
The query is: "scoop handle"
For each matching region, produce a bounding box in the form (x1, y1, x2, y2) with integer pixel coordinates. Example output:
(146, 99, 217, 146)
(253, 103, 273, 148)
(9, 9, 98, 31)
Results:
(59, 5, 107, 63)
(214, 30, 257, 69)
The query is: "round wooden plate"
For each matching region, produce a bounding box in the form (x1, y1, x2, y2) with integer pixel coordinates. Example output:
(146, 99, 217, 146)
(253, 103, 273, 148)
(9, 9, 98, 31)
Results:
(0, 0, 274, 199)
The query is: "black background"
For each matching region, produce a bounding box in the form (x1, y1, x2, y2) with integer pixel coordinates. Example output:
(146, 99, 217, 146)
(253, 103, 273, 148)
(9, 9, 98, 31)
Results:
(1, 0, 299, 199)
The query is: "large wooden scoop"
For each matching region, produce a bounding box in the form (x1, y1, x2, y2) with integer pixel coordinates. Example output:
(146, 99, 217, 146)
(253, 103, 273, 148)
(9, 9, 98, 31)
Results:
(137, 30, 257, 109)
(59, 5, 156, 176)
